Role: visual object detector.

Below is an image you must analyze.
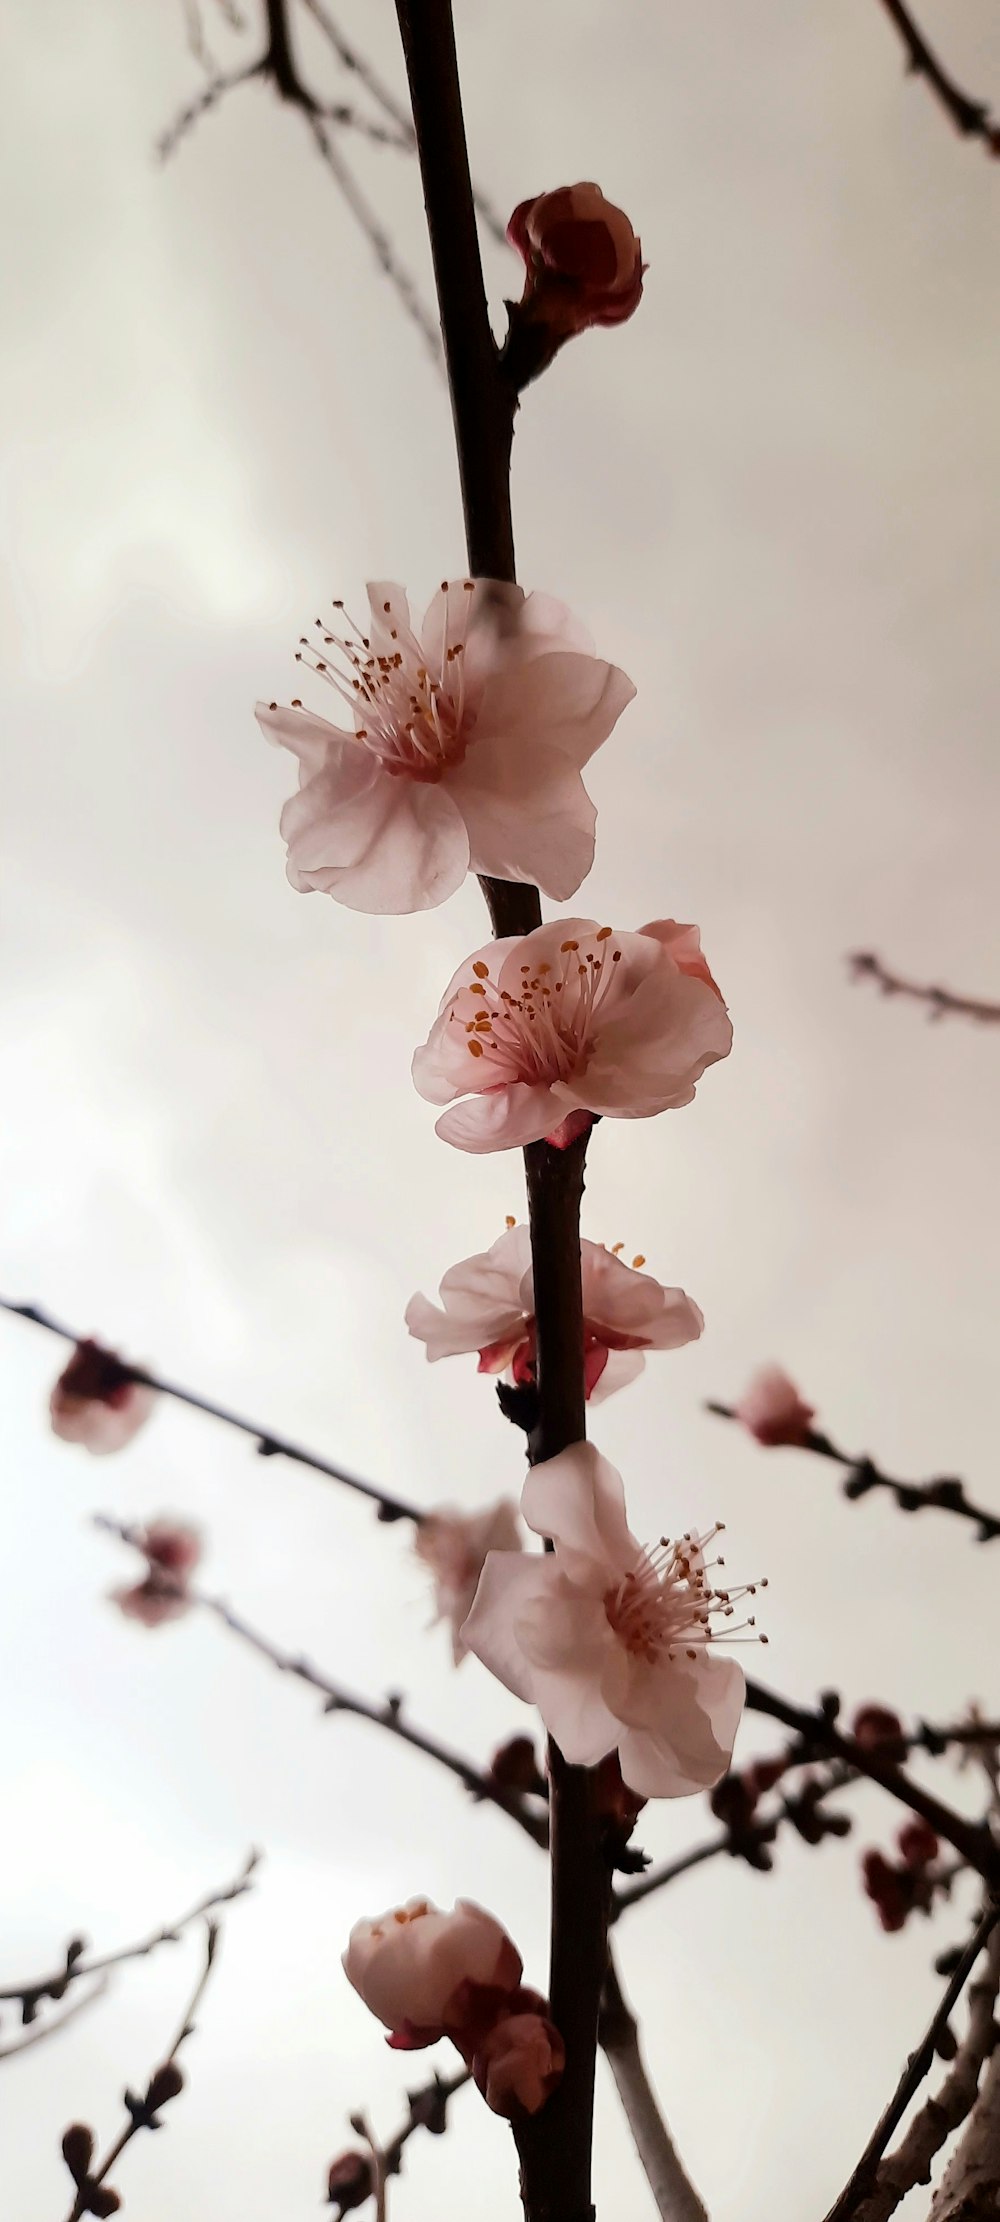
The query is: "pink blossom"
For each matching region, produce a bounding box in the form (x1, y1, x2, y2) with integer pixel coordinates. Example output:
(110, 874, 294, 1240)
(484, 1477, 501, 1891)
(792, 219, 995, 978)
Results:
(111, 1520, 202, 1631)
(414, 1501, 523, 1664)
(406, 1223, 703, 1402)
(256, 581, 633, 914)
(733, 1365, 815, 1447)
(412, 918, 732, 1155)
(462, 1442, 749, 1799)
(473, 2010, 565, 2118)
(507, 184, 643, 337)
(49, 1339, 157, 1455)
(342, 1899, 522, 2047)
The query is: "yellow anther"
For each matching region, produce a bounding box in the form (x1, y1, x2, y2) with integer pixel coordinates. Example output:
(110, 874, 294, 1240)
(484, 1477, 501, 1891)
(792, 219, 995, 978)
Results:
(472, 961, 490, 980)
(468, 1040, 485, 1057)
(505, 1215, 517, 1229)
(561, 940, 579, 953)
(596, 925, 613, 940)
(632, 1254, 646, 1269)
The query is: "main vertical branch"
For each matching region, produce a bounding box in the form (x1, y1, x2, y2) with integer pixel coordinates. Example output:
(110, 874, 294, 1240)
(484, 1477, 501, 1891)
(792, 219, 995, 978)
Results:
(392, 6, 605, 2215)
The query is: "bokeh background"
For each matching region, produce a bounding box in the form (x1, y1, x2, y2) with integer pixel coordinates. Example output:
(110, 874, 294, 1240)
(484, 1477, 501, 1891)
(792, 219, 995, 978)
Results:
(3, 1, 1000, 2215)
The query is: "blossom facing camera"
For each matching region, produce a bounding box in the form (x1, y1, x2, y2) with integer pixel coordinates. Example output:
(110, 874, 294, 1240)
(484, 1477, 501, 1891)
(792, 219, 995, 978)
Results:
(414, 1501, 523, 1663)
(412, 917, 732, 1155)
(508, 184, 643, 346)
(733, 1366, 815, 1448)
(49, 1340, 156, 1455)
(406, 1223, 703, 1403)
(256, 580, 633, 914)
(462, 1442, 750, 1799)
(342, 1899, 522, 2048)
(473, 2011, 565, 2118)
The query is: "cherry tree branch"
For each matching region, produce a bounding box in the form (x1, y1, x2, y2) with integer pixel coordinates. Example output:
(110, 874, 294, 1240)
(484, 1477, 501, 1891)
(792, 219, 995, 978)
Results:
(0, 1979, 110, 2063)
(96, 1516, 548, 1848)
(0, 1854, 257, 2022)
(59, 1921, 221, 2222)
(0, 1296, 421, 1525)
(871, 1, 1000, 158)
(391, 11, 605, 2218)
(332, 2071, 471, 2220)
(600, 1961, 707, 2222)
(708, 1397, 1000, 1544)
(850, 951, 1000, 1027)
(822, 1905, 1000, 2222)
(612, 1761, 856, 1916)
(745, 1684, 1000, 1887)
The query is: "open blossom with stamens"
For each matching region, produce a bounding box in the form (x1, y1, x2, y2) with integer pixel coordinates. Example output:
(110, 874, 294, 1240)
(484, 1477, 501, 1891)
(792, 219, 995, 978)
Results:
(462, 1443, 750, 1798)
(343, 1899, 522, 2049)
(49, 1339, 157, 1455)
(256, 580, 633, 914)
(111, 1519, 202, 1630)
(733, 1365, 815, 1447)
(412, 917, 732, 1154)
(406, 1223, 703, 1401)
(414, 1501, 523, 1663)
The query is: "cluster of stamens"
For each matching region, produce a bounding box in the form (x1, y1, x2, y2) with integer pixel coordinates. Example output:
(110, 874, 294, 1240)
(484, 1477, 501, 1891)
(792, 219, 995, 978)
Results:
(288, 581, 479, 782)
(453, 929, 623, 1081)
(604, 1526, 767, 1664)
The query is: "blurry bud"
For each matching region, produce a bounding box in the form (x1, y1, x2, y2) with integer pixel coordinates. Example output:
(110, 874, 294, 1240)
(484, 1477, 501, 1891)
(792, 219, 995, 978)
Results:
(743, 1755, 787, 1799)
(935, 2021, 959, 2062)
(49, 1339, 156, 1455)
(852, 1704, 905, 1754)
(326, 2149, 374, 2213)
(861, 1849, 910, 1933)
(897, 1818, 939, 1869)
(82, 2190, 121, 2220)
(487, 1736, 546, 1798)
(732, 1365, 815, 1447)
(142, 1521, 201, 1581)
(473, 2010, 565, 2118)
(505, 183, 643, 382)
(710, 1772, 759, 1833)
(592, 1751, 646, 1835)
(145, 2060, 185, 2112)
(61, 2125, 95, 2185)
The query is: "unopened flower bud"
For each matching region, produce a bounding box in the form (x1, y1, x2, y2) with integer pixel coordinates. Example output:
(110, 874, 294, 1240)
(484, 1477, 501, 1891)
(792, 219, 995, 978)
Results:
(343, 1899, 522, 2049)
(852, 1705, 905, 1754)
(61, 2125, 95, 2185)
(487, 1736, 546, 1797)
(473, 2010, 565, 2118)
(897, 1818, 939, 1869)
(732, 1365, 815, 1448)
(49, 1340, 156, 1455)
(326, 2149, 374, 2213)
(145, 2060, 185, 2112)
(508, 184, 643, 342)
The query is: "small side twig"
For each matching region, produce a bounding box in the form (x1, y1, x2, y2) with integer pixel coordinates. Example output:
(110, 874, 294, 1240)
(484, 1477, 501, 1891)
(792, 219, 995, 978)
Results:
(613, 1762, 855, 1917)
(96, 1516, 547, 1848)
(823, 1906, 1000, 2222)
(0, 1980, 110, 2063)
(0, 1854, 257, 2023)
(849, 951, 1000, 1027)
(60, 1922, 221, 2222)
(708, 1395, 1000, 1544)
(871, 0, 1000, 157)
(600, 1961, 707, 2222)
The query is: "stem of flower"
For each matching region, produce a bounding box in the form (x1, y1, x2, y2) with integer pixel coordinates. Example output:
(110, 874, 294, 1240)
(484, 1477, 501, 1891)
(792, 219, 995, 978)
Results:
(391, 8, 604, 2215)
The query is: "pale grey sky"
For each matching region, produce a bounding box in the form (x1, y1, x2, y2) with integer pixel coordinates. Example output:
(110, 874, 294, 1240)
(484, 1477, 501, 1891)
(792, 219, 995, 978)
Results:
(2, 3, 999, 2218)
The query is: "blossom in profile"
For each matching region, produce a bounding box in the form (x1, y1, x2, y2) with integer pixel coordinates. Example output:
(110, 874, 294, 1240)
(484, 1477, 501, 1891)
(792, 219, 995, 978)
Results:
(473, 2009, 565, 2118)
(256, 580, 633, 914)
(507, 184, 643, 342)
(49, 1339, 156, 1456)
(412, 917, 732, 1154)
(407, 1223, 703, 1401)
(342, 1899, 522, 2049)
(733, 1365, 815, 1448)
(111, 1519, 202, 1631)
(462, 1442, 750, 1798)
(414, 1501, 523, 1663)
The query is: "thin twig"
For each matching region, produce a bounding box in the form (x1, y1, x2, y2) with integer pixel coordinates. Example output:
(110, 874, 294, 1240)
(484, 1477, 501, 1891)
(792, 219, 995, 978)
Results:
(0, 1296, 420, 1524)
(872, 0, 1000, 156)
(1, 1854, 257, 2019)
(303, 113, 442, 361)
(823, 1905, 1000, 2222)
(849, 951, 1000, 1026)
(60, 1922, 221, 2222)
(613, 1763, 856, 1916)
(96, 1516, 547, 1848)
(708, 1396, 1000, 1543)
(296, 0, 507, 243)
(0, 1980, 110, 2062)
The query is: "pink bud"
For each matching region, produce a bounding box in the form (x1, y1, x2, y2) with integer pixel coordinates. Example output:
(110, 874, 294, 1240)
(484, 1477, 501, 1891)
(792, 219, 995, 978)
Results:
(851, 1704, 905, 1753)
(49, 1339, 157, 1455)
(508, 184, 643, 343)
(897, 1818, 939, 1869)
(112, 1581, 191, 1630)
(473, 2010, 565, 2118)
(732, 1365, 815, 1448)
(141, 1521, 202, 1581)
(326, 2150, 374, 2213)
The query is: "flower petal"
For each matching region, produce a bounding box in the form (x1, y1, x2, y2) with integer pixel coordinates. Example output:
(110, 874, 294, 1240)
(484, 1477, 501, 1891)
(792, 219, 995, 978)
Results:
(578, 969, 733, 1115)
(434, 1085, 566, 1154)
(528, 1664, 620, 1767)
(449, 737, 596, 900)
(475, 651, 635, 769)
(256, 700, 351, 780)
(327, 779, 470, 914)
(521, 1442, 639, 1585)
(461, 1553, 554, 1701)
